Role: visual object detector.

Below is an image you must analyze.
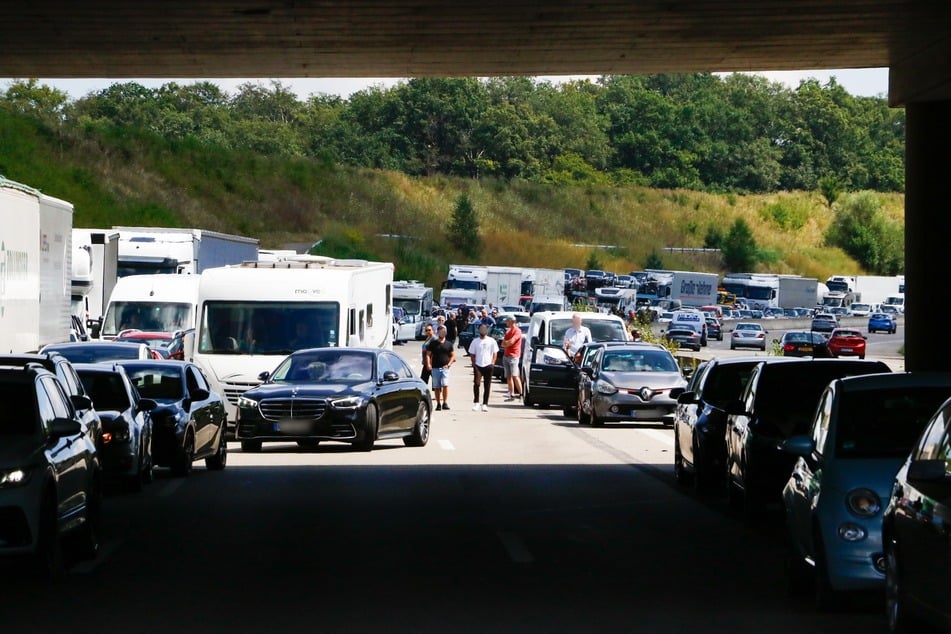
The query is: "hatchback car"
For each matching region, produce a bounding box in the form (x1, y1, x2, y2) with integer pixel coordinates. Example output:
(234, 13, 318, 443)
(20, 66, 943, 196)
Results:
(811, 315, 839, 335)
(782, 373, 951, 608)
(118, 361, 228, 476)
(780, 331, 832, 358)
(868, 312, 897, 334)
(236, 348, 431, 452)
(0, 364, 101, 575)
(705, 318, 723, 341)
(724, 359, 891, 514)
(729, 322, 768, 351)
(665, 326, 702, 352)
(883, 396, 951, 632)
(672, 357, 766, 492)
(75, 364, 156, 491)
(577, 344, 686, 426)
(827, 328, 867, 359)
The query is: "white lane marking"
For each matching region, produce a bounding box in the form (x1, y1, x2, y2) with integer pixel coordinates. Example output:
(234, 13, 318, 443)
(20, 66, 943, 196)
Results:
(496, 531, 535, 564)
(72, 539, 122, 575)
(438, 439, 455, 451)
(157, 477, 187, 498)
(637, 428, 675, 448)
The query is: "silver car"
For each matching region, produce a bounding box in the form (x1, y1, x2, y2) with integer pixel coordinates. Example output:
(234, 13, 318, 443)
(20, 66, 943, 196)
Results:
(577, 344, 687, 426)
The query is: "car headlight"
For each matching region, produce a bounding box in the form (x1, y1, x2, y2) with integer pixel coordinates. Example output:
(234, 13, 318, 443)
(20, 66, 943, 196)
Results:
(330, 396, 363, 409)
(237, 396, 260, 411)
(595, 381, 618, 395)
(846, 488, 882, 518)
(0, 468, 31, 488)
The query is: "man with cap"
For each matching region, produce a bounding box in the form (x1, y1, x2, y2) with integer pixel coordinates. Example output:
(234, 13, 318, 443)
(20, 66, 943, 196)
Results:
(500, 315, 523, 400)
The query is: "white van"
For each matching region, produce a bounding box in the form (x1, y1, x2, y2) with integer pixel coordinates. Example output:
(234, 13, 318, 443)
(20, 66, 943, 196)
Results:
(668, 309, 708, 346)
(101, 274, 201, 339)
(191, 257, 394, 422)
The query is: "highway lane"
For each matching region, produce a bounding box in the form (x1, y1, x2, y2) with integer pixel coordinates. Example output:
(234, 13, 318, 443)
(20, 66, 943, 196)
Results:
(0, 340, 888, 633)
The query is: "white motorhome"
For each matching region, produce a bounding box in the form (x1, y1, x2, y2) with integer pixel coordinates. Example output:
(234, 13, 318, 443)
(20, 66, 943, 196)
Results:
(0, 178, 72, 353)
(392, 280, 434, 341)
(191, 257, 394, 422)
(114, 227, 259, 277)
(100, 274, 201, 339)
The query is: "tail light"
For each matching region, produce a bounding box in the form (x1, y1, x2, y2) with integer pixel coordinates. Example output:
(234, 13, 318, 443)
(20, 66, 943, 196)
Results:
(783, 344, 794, 351)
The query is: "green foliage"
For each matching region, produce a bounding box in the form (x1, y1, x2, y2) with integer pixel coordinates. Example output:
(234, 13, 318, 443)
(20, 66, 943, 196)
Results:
(643, 250, 664, 269)
(448, 193, 481, 257)
(759, 199, 811, 230)
(825, 191, 904, 275)
(585, 250, 603, 271)
(703, 225, 723, 249)
(819, 174, 841, 207)
(721, 218, 759, 272)
(310, 229, 374, 260)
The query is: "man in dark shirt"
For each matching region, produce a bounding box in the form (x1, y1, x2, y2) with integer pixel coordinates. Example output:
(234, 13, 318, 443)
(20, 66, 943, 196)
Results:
(424, 325, 456, 411)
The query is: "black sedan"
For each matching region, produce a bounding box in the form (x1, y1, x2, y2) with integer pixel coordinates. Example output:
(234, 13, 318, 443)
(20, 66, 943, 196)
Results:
(883, 396, 951, 632)
(236, 348, 431, 452)
(118, 361, 228, 476)
(705, 318, 723, 341)
(780, 331, 832, 357)
(671, 357, 763, 493)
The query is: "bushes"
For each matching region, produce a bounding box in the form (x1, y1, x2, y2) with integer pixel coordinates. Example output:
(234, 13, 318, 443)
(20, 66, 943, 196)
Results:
(825, 191, 904, 275)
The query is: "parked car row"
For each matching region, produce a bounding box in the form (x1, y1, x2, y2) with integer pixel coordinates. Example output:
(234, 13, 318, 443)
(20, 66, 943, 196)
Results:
(0, 342, 229, 577)
(671, 353, 951, 630)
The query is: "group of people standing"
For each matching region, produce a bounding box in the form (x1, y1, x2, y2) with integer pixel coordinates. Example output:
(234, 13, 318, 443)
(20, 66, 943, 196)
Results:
(420, 313, 523, 412)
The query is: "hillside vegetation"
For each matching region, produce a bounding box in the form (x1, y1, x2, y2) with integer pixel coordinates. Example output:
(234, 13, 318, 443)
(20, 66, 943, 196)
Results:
(0, 78, 905, 290)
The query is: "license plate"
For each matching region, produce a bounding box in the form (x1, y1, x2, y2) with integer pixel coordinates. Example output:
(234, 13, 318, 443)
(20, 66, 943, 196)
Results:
(841, 348, 852, 353)
(802, 347, 813, 352)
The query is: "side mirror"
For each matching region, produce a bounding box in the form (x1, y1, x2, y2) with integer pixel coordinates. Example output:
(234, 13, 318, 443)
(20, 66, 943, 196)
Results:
(724, 400, 748, 416)
(190, 388, 210, 402)
(669, 387, 686, 401)
(258, 371, 271, 382)
(782, 435, 815, 457)
(581, 367, 594, 377)
(908, 459, 948, 483)
(138, 398, 157, 413)
(49, 417, 82, 438)
(531, 336, 540, 347)
(70, 394, 92, 412)
(382, 370, 400, 382)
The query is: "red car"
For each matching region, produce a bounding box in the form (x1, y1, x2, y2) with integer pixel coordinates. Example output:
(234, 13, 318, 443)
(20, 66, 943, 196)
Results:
(827, 328, 867, 359)
(114, 330, 189, 360)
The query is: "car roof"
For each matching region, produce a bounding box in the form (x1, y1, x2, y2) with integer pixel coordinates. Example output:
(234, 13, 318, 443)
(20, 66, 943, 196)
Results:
(72, 362, 127, 374)
(600, 343, 668, 353)
(0, 353, 64, 371)
(833, 372, 951, 393)
(115, 359, 191, 369)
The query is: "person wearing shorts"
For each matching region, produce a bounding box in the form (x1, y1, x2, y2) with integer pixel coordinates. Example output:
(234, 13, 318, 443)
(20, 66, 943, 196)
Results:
(500, 315, 523, 400)
(425, 326, 455, 411)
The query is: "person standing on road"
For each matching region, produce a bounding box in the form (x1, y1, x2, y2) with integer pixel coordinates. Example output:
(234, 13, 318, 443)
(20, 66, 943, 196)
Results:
(425, 325, 455, 411)
(480, 309, 496, 329)
(468, 324, 499, 412)
(420, 324, 435, 385)
(563, 313, 592, 359)
(500, 316, 523, 400)
(445, 310, 458, 347)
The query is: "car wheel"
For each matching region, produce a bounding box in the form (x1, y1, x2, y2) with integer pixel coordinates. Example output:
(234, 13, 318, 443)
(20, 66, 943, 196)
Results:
(562, 406, 575, 418)
(240, 439, 262, 453)
(673, 430, 690, 486)
(869, 328, 875, 334)
(729, 343, 736, 350)
(126, 444, 146, 492)
(403, 401, 430, 447)
(577, 396, 591, 425)
(886, 544, 917, 632)
(813, 529, 837, 611)
(205, 431, 228, 470)
(72, 476, 102, 561)
(34, 492, 65, 582)
(523, 386, 535, 407)
(171, 431, 195, 477)
(590, 410, 604, 427)
(354, 403, 378, 452)
(296, 439, 321, 450)
(692, 444, 714, 494)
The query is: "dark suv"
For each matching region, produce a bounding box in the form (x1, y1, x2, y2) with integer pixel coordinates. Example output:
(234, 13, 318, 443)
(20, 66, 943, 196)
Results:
(724, 358, 890, 513)
(0, 364, 101, 575)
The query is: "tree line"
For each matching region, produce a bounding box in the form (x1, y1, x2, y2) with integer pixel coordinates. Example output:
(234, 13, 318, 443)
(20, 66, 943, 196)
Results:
(2, 74, 904, 194)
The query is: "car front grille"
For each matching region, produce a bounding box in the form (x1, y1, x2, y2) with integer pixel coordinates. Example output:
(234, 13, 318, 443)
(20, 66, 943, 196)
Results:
(258, 398, 327, 422)
(222, 381, 262, 406)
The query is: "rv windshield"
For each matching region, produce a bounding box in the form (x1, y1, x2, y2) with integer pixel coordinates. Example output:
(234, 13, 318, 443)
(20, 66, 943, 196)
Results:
(197, 301, 340, 355)
(393, 298, 423, 316)
(102, 301, 193, 336)
(744, 286, 774, 301)
(442, 280, 485, 291)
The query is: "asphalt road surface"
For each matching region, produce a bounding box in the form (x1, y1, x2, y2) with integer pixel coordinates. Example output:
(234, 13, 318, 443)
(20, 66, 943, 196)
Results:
(0, 339, 896, 633)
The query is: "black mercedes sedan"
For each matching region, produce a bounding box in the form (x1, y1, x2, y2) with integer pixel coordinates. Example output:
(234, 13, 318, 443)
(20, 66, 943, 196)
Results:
(117, 361, 228, 476)
(235, 348, 431, 452)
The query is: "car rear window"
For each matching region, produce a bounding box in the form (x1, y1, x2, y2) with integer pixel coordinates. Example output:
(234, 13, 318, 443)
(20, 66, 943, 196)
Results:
(834, 387, 951, 459)
(79, 372, 132, 411)
(601, 350, 677, 373)
(0, 378, 36, 435)
(549, 318, 627, 343)
(702, 362, 759, 407)
(784, 332, 811, 342)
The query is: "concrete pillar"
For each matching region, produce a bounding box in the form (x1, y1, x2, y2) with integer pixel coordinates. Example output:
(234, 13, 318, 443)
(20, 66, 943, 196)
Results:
(904, 101, 951, 371)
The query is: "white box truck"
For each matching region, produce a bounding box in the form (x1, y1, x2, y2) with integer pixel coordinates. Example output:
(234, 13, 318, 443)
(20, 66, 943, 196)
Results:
(392, 280, 434, 341)
(0, 178, 72, 353)
(114, 226, 259, 277)
(439, 264, 487, 307)
(190, 257, 394, 423)
(668, 271, 719, 308)
(72, 228, 119, 334)
(100, 274, 201, 339)
(486, 266, 524, 308)
(777, 276, 820, 309)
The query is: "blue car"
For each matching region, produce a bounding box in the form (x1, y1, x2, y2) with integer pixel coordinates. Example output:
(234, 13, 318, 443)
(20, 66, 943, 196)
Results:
(868, 312, 897, 334)
(781, 373, 951, 608)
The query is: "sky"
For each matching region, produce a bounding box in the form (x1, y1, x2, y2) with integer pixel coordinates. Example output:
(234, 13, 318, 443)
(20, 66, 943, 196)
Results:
(20, 68, 889, 101)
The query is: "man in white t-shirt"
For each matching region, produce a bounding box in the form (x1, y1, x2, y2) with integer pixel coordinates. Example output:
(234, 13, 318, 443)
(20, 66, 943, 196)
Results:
(468, 324, 499, 411)
(563, 313, 592, 358)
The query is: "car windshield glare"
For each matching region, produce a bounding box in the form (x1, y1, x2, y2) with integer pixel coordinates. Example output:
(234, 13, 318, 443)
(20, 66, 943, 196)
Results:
(784, 332, 811, 342)
(835, 387, 951, 459)
(601, 350, 677, 373)
(125, 368, 184, 401)
(48, 345, 143, 363)
(272, 351, 374, 383)
(0, 380, 37, 435)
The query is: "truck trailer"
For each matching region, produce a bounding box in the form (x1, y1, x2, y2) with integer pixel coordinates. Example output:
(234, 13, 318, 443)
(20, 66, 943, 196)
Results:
(777, 276, 820, 309)
(114, 226, 259, 277)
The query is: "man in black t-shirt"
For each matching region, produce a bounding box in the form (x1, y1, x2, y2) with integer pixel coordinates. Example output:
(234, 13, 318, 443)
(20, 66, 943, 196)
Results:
(424, 326, 456, 411)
